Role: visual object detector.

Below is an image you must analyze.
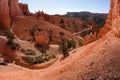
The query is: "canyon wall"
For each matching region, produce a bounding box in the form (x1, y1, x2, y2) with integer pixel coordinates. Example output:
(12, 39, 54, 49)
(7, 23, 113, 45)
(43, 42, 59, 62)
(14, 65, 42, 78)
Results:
(9, 0, 23, 19)
(19, 3, 30, 16)
(111, 0, 120, 37)
(98, 0, 120, 38)
(0, 0, 23, 29)
(0, 0, 10, 29)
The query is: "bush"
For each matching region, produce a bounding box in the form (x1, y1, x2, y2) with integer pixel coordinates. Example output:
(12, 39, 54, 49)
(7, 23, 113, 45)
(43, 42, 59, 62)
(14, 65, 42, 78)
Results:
(22, 54, 56, 65)
(11, 42, 21, 50)
(22, 56, 35, 65)
(21, 49, 36, 55)
(48, 54, 56, 59)
(58, 38, 69, 58)
(5, 30, 15, 46)
(67, 39, 76, 49)
(44, 54, 56, 61)
(29, 25, 41, 36)
(4, 30, 15, 40)
(5, 30, 21, 50)
(80, 29, 92, 38)
(35, 56, 45, 63)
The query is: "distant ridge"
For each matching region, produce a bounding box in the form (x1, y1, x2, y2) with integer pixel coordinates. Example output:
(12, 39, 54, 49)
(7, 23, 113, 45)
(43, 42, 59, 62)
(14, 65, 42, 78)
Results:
(64, 11, 107, 26)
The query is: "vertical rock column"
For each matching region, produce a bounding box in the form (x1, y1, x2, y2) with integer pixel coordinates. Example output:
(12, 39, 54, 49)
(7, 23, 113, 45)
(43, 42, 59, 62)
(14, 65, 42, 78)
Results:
(111, 0, 120, 37)
(0, 0, 23, 29)
(9, 0, 23, 20)
(0, 0, 10, 29)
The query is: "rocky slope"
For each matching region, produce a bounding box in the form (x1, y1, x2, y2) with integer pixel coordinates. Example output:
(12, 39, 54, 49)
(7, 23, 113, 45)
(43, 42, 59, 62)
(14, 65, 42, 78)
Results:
(43, 14, 86, 33)
(1, 0, 120, 80)
(0, 0, 82, 44)
(12, 16, 81, 44)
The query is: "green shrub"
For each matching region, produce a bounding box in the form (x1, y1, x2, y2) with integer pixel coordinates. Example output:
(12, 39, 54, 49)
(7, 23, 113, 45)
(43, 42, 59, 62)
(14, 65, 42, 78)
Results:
(43, 56, 49, 61)
(4, 30, 15, 40)
(48, 54, 56, 59)
(5, 30, 21, 50)
(22, 56, 35, 65)
(5, 30, 14, 46)
(11, 42, 21, 50)
(6, 39, 14, 45)
(67, 39, 76, 49)
(21, 49, 36, 55)
(35, 56, 45, 63)
(80, 29, 92, 38)
(58, 38, 69, 58)
(44, 54, 56, 61)
(22, 54, 56, 65)
(29, 25, 41, 36)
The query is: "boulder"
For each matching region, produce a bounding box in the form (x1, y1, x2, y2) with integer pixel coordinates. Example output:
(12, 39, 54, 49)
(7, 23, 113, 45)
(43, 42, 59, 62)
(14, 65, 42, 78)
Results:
(34, 30, 49, 44)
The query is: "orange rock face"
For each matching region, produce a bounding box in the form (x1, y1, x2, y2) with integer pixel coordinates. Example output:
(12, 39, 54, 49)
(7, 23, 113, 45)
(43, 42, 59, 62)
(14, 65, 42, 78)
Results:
(9, 0, 23, 19)
(111, 0, 120, 37)
(83, 32, 97, 45)
(34, 31, 49, 44)
(98, 0, 120, 38)
(98, 11, 112, 38)
(0, 0, 23, 29)
(19, 3, 30, 16)
(0, 0, 10, 29)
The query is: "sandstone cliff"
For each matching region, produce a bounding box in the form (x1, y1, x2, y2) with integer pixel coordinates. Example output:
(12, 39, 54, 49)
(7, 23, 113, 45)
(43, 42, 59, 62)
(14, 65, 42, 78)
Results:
(9, 0, 23, 20)
(99, 0, 120, 38)
(19, 3, 30, 16)
(0, 0, 23, 29)
(98, 0, 113, 38)
(111, 0, 120, 37)
(0, 0, 10, 29)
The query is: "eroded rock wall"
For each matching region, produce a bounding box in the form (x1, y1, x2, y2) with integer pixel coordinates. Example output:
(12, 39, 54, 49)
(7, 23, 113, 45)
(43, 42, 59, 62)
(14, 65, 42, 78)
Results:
(0, 0, 23, 29)
(98, 0, 120, 38)
(0, 0, 10, 29)
(19, 3, 30, 16)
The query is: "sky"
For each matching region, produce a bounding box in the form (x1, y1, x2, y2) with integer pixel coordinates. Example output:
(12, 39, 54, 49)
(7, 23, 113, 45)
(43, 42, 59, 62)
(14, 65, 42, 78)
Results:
(19, 0, 110, 15)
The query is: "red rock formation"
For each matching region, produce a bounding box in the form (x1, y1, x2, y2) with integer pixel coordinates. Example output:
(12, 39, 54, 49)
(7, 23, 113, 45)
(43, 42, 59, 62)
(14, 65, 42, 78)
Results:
(0, 0, 23, 29)
(19, 3, 30, 16)
(9, 0, 23, 19)
(0, 0, 10, 29)
(35, 10, 44, 17)
(98, 0, 113, 38)
(43, 15, 84, 33)
(111, 0, 120, 37)
(34, 30, 49, 44)
(99, 0, 120, 38)
(83, 32, 97, 45)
